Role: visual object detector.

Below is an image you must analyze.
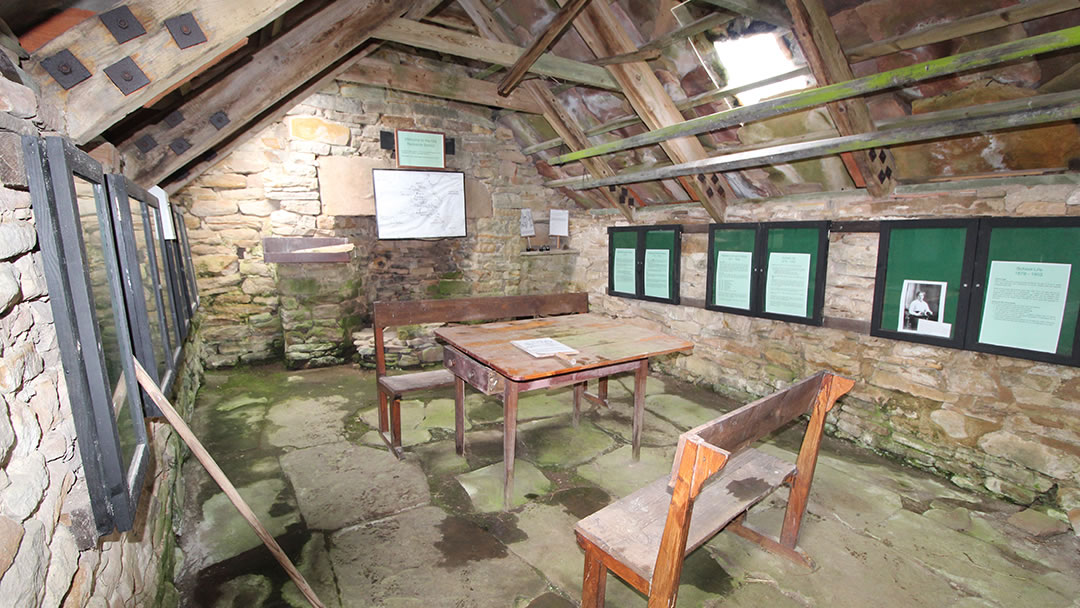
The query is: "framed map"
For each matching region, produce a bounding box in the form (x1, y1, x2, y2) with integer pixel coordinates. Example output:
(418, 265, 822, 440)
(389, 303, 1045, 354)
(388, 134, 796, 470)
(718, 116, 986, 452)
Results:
(373, 169, 466, 239)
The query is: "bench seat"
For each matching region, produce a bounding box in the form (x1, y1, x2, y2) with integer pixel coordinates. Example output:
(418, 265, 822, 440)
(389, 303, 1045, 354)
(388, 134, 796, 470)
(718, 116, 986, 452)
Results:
(377, 368, 455, 396)
(575, 448, 795, 582)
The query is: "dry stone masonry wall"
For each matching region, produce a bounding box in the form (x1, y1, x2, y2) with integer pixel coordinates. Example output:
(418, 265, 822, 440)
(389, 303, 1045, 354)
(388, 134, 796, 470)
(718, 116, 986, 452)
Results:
(572, 183, 1080, 514)
(177, 65, 577, 369)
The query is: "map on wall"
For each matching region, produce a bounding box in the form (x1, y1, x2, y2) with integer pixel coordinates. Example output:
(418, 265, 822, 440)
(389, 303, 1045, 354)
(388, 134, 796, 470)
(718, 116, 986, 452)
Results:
(373, 169, 466, 239)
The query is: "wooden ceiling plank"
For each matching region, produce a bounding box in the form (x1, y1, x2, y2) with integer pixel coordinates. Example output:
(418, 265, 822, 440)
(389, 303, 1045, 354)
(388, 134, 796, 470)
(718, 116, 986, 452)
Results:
(563, 0, 734, 221)
(561, 90, 1080, 189)
(340, 58, 543, 114)
(847, 0, 1080, 63)
(28, 0, 306, 145)
(122, 0, 416, 187)
(785, 0, 895, 197)
(373, 18, 619, 91)
(549, 23, 1080, 164)
(497, 0, 593, 97)
(694, 0, 792, 28)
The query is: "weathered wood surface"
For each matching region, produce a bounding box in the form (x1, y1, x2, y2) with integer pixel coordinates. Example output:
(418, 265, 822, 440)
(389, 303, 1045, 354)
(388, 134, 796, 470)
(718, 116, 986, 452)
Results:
(123, 0, 411, 187)
(435, 313, 694, 382)
(339, 57, 544, 114)
(550, 23, 1080, 164)
(443, 346, 505, 395)
(497, 0, 593, 96)
(377, 368, 455, 395)
(576, 448, 795, 582)
(563, 90, 1080, 189)
(29, 0, 304, 144)
(695, 0, 793, 27)
(373, 18, 620, 91)
(373, 292, 589, 327)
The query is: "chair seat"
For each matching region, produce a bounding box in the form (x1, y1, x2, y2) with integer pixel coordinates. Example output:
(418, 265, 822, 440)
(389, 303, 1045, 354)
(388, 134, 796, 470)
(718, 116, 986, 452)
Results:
(575, 448, 795, 583)
(378, 369, 456, 396)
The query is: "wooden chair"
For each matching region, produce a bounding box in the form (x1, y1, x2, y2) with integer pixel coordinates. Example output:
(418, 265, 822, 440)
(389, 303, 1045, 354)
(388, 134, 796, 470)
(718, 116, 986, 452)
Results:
(574, 371, 854, 608)
(373, 293, 590, 457)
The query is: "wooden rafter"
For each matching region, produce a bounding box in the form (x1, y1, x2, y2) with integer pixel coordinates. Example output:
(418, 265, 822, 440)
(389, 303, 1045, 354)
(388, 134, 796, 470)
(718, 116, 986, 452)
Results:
(121, 0, 416, 187)
(497, 0, 592, 97)
(564, 0, 735, 221)
(560, 91, 1080, 190)
(695, 0, 792, 27)
(456, 0, 633, 221)
(548, 24, 1080, 164)
(785, 0, 895, 196)
(28, 0, 305, 145)
(340, 58, 544, 114)
(373, 18, 620, 91)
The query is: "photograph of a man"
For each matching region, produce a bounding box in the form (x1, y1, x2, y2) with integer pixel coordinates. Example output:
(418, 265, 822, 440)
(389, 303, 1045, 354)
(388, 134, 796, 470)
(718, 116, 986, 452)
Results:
(899, 280, 946, 333)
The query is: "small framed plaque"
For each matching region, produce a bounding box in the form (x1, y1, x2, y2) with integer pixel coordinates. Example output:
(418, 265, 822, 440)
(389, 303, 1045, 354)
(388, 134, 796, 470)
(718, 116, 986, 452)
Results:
(396, 129, 446, 169)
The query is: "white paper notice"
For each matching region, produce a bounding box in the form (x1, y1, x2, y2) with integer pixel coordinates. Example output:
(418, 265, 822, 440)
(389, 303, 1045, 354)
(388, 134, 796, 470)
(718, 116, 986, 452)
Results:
(644, 249, 670, 298)
(613, 248, 636, 294)
(519, 208, 535, 237)
(714, 251, 753, 309)
(549, 209, 569, 237)
(916, 319, 953, 338)
(511, 338, 578, 358)
(764, 252, 811, 317)
(978, 261, 1071, 353)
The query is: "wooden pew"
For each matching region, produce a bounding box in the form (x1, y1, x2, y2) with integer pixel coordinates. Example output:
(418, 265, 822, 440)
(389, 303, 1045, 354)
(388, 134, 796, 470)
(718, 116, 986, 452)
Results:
(574, 371, 854, 607)
(373, 292, 590, 458)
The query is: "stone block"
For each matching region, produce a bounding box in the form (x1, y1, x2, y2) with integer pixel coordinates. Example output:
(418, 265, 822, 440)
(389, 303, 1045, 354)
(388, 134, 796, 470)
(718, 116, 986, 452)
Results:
(1007, 508, 1069, 537)
(0, 132, 27, 189)
(318, 156, 389, 216)
(0, 262, 20, 314)
(196, 255, 239, 275)
(282, 198, 321, 215)
(0, 78, 36, 119)
(190, 198, 238, 217)
(197, 173, 247, 189)
(287, 116, 350, 146)
(0, 222, 35, 261)
(238, 200, 275, 217)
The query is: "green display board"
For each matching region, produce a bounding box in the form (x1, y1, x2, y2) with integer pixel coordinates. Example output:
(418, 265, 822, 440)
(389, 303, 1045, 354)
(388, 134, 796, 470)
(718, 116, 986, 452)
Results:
(871, 220, 977, 348)
(607, 225, 681, 304)
(705, 222, 828, 325)
(967, 219, 1080, 364)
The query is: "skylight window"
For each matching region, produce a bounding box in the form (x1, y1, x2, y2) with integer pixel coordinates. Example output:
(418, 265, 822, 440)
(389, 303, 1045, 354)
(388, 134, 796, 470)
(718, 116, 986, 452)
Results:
(713, 33, 811, 105)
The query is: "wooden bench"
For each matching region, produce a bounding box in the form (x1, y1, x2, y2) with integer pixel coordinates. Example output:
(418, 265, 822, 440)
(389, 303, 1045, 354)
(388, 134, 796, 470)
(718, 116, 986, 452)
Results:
(574, 371, 854, 608)
(373, 293, 590, 458)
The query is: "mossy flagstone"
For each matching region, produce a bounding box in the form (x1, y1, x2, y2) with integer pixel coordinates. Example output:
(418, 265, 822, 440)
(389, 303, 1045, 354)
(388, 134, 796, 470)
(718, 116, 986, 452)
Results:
(187, 479, 300, 569)
(577, 445, 675, 499)
(218, 395, 269, 412)
(265, 395, 351, 449)
(281, 533, 340, 608)
(423, 397, 471, 431)
(517, 389, 575, 421)
(589, 404, 682, 447)
(645, 392, 728, 430)
(359, 399, 431, 447)
(457, 460, 553, 512)
(518, 418, 616, 468)
(211, 574, 273, 608)
(413, 439, 472, 477)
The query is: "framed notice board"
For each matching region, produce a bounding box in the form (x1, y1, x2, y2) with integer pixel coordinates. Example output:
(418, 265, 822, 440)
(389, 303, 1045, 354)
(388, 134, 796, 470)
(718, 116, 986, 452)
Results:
(607, 225, 682, 304)
(706, 221, 829, 325)
(871, 219, 978, 349)
(965, 217, 1080, 366)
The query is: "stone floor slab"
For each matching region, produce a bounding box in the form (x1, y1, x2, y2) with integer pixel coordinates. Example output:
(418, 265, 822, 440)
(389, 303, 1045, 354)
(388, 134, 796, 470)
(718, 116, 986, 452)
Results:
(577, 445, 675, 499)
(517, 417, 616, 468)
(185, 478, 300, 570)
(456, 460, 553, 512)
(266, 395, 351, 449)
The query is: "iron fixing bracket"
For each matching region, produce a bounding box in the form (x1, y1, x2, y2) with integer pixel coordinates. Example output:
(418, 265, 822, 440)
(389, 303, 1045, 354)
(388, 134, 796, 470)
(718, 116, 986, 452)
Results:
(135, 135, 157, 154)
(164, 13, 207, 49)
(100, 6, 146, 44)
(209, 111, 230, 130)
(169, 138, 192, 155)
(164, 111, 184, 127)
(40, 50, 91, 89)
(103, 56, 150, 96)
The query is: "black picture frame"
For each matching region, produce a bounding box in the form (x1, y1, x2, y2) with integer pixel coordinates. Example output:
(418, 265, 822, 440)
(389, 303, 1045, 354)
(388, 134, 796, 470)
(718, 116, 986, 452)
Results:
(606, 224, 682, 305)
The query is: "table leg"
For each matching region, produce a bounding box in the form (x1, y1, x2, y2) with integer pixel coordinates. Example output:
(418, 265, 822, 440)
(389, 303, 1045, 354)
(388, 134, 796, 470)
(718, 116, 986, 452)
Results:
(455, 375, 466, 456)
(572, 382, 584, 426)
(598, 377, 608, 405)
(632, 359, 648, 461)
(503, 381, 520, 511)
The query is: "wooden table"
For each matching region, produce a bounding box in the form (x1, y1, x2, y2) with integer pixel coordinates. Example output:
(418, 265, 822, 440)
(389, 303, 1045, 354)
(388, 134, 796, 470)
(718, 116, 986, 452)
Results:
(435, 313, 693, 509)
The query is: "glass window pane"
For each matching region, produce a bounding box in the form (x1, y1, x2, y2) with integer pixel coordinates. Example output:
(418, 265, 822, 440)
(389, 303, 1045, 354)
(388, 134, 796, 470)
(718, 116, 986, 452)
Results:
(130, 200, 167, 375)
(148, 211, 174, 348)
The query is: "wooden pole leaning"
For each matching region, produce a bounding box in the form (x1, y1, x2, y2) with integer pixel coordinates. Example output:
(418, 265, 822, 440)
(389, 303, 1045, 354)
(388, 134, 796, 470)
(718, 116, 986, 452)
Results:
(132, 358, 326, 608)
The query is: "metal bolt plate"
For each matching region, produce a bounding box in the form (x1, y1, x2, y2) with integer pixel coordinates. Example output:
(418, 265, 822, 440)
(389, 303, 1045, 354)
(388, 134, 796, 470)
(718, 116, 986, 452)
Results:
(209, 111, 229, 130)
(164, 13, 207, 49)
(164, 111, 184, 128)
(103, 56, 150, 96)
(100, 6, 146, 44)
(135, 134, 157, 153)
(40, 50, 91, 90)
(169, 138, 192, 155)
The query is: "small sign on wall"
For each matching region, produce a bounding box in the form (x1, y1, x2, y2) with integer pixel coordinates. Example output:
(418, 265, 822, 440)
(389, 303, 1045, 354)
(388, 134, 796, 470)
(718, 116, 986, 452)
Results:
(396, 129, 445, 169)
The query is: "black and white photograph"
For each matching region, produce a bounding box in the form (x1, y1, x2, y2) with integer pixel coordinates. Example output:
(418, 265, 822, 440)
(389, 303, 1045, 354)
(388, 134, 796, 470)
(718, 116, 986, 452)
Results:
(898, 280, 947, 333)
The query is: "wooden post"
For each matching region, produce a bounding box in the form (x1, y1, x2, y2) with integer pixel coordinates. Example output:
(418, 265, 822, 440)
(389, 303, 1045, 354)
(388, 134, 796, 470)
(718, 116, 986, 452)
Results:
(455, 375, 466, 456)
(132, 359, 326, 608)
(503, 381, 520, 510)
(632, 359, 648, 461)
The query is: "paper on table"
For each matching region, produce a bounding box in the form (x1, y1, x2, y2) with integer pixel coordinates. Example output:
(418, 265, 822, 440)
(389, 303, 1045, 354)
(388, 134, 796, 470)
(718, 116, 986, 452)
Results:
(511, 338, 579, 358)
(644, 249, 670, 298)
(764, 252, 811, 317)
(978, 260, 1071, 353)
(613, 248, 636, 293)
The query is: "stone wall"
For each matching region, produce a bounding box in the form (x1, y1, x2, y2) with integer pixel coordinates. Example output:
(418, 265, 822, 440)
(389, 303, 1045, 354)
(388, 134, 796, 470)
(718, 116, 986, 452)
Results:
(176, 65, 575, 369)
(0, 71, 206, 606)
(571, 182, 1080, 514)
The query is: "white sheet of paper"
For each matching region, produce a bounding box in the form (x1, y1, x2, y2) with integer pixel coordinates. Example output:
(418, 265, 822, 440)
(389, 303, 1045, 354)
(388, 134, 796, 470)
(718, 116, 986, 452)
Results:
(613, 248, 636, 294)
(714, 250, 753, 309)
(916, 319, 952, 338)
(643, 249, 670, 298)
(511, 338, 578, 357)
(549, 209, 569, 237)
(764, 252, 811, 317)
(978, 261, 1071, 353)
(519, 208, 535, 237)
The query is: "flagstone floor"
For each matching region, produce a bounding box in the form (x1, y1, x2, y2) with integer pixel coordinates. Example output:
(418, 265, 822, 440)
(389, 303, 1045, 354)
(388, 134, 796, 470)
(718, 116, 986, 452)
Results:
(175, 363, 1080, 607)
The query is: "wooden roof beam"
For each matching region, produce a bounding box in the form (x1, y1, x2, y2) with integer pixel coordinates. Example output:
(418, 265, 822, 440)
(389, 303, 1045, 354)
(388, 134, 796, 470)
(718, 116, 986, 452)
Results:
(549, 24, 1080, 164)
(497, 0, 593, 97)
(561, 90, 1080, 190)
(121, 0, 416, 187)
(694, 0, 792, 28)
(28, 0, 306, 145)
(785, 0, 894, 197)
(373, 18, 620, 91)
